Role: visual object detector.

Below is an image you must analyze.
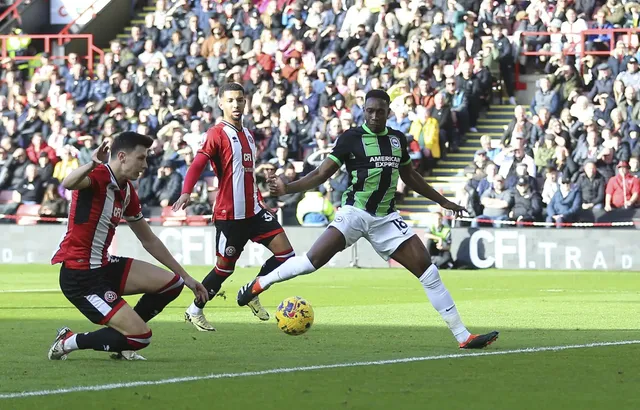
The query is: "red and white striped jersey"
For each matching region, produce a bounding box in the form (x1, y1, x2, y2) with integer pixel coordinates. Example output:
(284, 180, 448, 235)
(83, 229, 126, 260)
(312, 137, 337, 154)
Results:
(51, 164, 143, 270)
(198, 120, 261, 220)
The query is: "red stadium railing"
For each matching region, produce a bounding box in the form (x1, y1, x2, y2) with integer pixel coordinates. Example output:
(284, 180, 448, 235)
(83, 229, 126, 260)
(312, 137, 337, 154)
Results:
(516, 28, 640, 90)
(0, 0, 26, 25)
(0, 33, 104, 73)
(59, 0, 107, 36)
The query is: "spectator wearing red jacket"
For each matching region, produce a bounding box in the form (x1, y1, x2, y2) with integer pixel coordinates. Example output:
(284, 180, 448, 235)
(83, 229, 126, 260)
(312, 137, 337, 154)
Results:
(26, 133, 57, 166)
(605, 161, 640, 211)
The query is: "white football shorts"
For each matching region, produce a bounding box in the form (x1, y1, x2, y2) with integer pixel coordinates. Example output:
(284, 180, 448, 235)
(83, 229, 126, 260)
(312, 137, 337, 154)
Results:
(328, 205, 415, 261)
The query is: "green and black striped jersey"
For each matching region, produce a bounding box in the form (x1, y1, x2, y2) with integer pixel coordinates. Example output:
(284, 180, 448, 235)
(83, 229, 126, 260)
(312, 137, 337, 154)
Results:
(327, 124, 411, 217)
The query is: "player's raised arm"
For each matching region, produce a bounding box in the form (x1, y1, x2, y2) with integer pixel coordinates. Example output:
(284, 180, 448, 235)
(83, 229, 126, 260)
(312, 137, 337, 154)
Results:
(269, 157, 339, 196)
(399, 162, 465, 214)
(61, 140, 109, 190)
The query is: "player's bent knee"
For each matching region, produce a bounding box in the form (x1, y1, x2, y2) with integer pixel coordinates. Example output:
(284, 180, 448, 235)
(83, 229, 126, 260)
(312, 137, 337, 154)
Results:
(158, 274, 185, 298)
(421, 264, 442, 289)
(125, 329, 153, 351)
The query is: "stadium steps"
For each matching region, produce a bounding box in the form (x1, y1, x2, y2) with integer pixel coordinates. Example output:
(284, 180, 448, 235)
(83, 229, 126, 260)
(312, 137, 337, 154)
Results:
(398, 104, 516, 224)
(97, 8, 156, 57)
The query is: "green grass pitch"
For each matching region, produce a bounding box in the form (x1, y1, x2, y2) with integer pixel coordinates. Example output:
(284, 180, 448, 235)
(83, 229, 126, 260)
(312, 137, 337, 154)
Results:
(1, 265, 639, 410)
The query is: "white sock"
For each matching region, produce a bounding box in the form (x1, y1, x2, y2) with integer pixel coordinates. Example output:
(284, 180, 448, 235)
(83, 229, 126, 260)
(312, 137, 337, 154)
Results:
(258, 254, 316, 289)
(419, 264, 471, 344)
(187, 302, 203, 316)
(63, 333, 79, 352)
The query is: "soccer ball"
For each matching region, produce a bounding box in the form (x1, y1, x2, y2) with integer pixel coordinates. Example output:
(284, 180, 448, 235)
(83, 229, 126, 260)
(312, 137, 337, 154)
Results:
(275, 296, 314, 335)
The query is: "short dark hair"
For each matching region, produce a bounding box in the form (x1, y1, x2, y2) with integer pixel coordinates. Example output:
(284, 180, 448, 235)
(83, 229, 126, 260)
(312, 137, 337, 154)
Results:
(218, 82, 245, 98)
(110, 132, 154, 159)
(365, 89, 391, 104)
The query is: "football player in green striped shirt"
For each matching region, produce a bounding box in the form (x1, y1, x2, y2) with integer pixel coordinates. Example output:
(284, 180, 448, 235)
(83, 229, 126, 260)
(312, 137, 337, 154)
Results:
(237, 90, 498, 349)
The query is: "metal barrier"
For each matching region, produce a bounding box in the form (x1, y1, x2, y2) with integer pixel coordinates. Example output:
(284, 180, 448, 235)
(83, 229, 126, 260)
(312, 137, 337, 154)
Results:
(0, 34, 104, 73)
(59, 0, 110, 36)
(515, 28, 640, 90)
(0, 0, 25, 26)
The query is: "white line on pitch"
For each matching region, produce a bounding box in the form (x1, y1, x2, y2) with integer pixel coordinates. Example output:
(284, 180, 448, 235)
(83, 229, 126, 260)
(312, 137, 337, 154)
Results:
(0, 289, 59, 293)
(1, 339, 639, 400)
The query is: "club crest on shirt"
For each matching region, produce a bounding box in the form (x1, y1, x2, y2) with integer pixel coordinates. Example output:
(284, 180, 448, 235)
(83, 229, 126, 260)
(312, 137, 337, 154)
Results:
(104, 291, 118, 303)
(390, 136, 401, 149)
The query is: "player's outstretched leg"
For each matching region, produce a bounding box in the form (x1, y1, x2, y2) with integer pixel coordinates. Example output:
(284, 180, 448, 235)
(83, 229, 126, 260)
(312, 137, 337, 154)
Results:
(185, 261, 233, 331)
(237, 227, 346, 306)
(246, 233, 296, 320)
(390, 236, 498, 349)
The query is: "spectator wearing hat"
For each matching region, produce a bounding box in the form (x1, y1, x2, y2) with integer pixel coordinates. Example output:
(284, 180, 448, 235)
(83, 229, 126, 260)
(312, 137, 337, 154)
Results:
(588, 64, 614, 101)
(153, 159, 183, 208)
(472, 174, 513, 227)
(605, 161, 640, 211)
(625, 123, 640, 155)
(617, 57, 640, 89)
(547, 176, 582, 227)
(510, 176, 543, 224)
(576, 160, 606, 211)
(534, 132, 557, 168)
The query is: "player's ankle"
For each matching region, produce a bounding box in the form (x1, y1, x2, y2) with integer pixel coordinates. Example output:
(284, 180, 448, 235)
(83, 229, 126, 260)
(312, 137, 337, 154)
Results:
(187, 302, 204, 316)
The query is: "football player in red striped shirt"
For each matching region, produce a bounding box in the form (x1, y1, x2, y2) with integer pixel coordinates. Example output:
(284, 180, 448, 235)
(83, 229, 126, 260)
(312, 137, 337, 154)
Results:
(48, 132, 208, 361)
(173, 82, 295, 331)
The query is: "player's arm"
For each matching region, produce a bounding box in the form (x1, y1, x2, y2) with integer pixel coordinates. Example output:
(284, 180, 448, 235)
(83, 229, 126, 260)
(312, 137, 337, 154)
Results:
(272, 158, 339, 195)
(61, 140, 109, 190)
(399, 163, 464, 212)
(128, 218, 209, 302)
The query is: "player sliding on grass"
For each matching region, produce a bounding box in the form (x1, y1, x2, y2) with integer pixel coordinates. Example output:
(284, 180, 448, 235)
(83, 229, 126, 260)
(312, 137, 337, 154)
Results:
(48, 132, 209, 361)
(173, 82, 296, 331)
(238, 90, 498, 349)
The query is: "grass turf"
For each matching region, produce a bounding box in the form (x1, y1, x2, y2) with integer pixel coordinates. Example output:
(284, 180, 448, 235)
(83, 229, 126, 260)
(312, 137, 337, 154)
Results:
(0, 265, 639, 410)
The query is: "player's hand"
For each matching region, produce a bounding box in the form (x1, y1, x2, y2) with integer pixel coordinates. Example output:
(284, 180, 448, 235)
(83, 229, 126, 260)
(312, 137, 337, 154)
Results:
(172, 193, 191, 211)
(184, 275, 209, 303)
(92, 140, 110, 166)
(268, 175, 286, 196)
(441, 200, 467, 217)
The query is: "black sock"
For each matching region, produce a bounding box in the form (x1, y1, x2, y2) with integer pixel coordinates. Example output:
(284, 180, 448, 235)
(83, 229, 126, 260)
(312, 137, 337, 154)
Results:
(257, 255, 285, 277)
(135, 275, 184, 322)
(75, 328, 131, 352)
(194, 267, 231, 309)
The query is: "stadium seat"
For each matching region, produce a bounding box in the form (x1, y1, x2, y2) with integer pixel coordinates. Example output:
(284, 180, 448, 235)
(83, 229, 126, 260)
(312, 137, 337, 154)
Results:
(16, 204, 41, 225)
(0, 190, 14, 204)
(161, 206, 186, 226)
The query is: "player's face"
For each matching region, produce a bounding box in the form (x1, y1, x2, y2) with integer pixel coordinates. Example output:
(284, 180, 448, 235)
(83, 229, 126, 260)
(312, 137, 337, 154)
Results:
(220, 90, 246, 122)
(122, 145, 149, 180)
(364, 98, 390, 134)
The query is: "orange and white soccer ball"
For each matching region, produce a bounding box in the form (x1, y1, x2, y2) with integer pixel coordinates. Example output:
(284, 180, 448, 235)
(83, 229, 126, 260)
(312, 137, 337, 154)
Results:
(275, 296, 314, 335)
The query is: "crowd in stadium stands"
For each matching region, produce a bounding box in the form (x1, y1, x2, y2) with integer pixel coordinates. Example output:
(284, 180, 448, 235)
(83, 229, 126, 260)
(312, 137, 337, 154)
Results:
(0, 0, 638, 227)
(454, 0, 640, 227)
